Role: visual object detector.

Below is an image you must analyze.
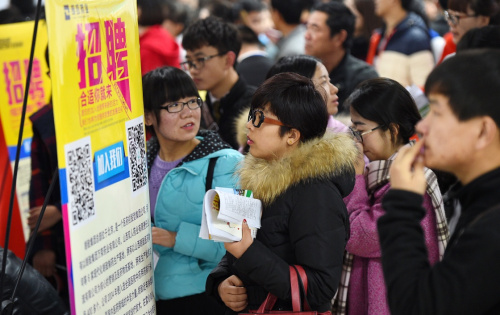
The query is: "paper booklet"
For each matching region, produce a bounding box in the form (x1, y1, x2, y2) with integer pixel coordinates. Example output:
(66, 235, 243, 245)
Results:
(199, 187, 262, 242)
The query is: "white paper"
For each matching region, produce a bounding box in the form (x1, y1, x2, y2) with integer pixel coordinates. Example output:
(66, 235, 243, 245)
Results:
(199, 188, 261, 242)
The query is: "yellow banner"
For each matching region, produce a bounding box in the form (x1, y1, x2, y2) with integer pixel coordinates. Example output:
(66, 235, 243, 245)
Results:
(47, 1, 143, 166)
(46, 1, 155, 314)
(0, 20, 51, 242)
(0, 20, 51, 148)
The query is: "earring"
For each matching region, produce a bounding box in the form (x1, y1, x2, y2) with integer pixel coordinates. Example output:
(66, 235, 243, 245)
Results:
(287, 140, 293, 145)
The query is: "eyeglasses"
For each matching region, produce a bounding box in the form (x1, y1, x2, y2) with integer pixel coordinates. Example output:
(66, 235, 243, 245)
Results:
(247, 109, 289, 128)
(444, 10, 478, 25)
(349, 125, 384, 143)
(180, 52, 228, 71)
(160, 98, 202, 113)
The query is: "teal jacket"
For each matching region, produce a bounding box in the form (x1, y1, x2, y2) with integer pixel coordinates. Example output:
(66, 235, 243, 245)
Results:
(147, 131, 242, 300)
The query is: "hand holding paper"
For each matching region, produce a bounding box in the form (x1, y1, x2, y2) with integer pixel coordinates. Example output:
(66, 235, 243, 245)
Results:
(199, 188, 262, 242)
(224, 220, 253, 258)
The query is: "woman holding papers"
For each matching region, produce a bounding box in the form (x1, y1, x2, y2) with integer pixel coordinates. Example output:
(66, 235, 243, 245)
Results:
(332, 78, 448, 314)
(142, 66, 242, 314)
(206, 73, 358, 313)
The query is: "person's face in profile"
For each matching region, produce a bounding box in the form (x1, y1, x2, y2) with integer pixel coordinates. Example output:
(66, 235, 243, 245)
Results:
(416, 93, 481, 175)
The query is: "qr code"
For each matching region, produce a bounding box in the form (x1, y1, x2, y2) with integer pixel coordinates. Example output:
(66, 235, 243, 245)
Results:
(66, 138, 95, 226)
(127, 119, 147, 193)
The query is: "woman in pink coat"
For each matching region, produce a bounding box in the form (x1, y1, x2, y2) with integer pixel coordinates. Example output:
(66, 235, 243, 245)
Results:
(333, 78, 449, 315)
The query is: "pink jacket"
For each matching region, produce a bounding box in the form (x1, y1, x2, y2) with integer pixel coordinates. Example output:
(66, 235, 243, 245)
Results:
(343, 175, 439, 315)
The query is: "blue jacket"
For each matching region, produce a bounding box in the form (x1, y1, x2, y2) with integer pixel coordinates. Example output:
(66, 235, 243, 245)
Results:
(372, 12, 434, 87)
(147, 131, 242, 300)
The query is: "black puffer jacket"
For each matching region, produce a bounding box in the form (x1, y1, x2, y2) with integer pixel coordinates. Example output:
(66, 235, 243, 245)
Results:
(206, 132, 357, 314)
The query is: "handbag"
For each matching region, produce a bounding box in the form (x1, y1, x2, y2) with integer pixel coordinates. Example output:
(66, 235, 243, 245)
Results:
(242, 265, 332, 315)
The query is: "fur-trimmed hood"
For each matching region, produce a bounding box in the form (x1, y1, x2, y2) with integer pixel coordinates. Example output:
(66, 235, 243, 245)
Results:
(237, 131, 357, 205)
(235, 107, 251, 150)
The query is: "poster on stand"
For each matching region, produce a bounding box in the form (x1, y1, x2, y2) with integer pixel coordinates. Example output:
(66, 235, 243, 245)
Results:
(45, 1, 155, 314)
(0, 20, 51, 245)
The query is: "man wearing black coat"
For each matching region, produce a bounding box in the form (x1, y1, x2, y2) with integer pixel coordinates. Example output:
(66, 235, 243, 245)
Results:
(378, 50, 500, 315)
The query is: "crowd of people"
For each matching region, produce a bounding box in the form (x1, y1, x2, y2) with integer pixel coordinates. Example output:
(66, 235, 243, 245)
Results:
(1, 0, 500, 314)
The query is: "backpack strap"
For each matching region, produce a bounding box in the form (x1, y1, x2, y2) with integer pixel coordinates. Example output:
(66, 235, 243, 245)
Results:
(205, 157, 219, 192)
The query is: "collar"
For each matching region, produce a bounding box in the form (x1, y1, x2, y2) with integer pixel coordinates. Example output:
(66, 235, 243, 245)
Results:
(237, 50, 268, 63)
(237, 132, 357, 205)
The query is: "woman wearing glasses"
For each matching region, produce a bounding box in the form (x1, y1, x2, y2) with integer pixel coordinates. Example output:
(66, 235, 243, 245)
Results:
(235, 55, 349, 153)
(332, 78, 448, 315)
(206, 73, 358, 314)
(142, 66, 242, 314)
(438, 0, 499, 63)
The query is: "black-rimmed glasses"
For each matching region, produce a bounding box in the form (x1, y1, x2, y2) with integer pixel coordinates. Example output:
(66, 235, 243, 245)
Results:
(180, 52, 228, 71)
(349, 125, 384, 143)
(160, 98, 202, 113)
(444, 10, 477, 25)
(247, 109, 289, 128)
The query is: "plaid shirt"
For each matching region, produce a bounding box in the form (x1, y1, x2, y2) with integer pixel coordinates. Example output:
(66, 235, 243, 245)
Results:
(28, 104, 63, 261)
(332, 141, 449, 314)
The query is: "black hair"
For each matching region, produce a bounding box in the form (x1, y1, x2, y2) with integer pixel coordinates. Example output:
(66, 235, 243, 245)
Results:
(142, 67, 200, 134)
(266, 55, 329, 108)
(271, 0, 306, 25)
(346, 78, 421, 145)
(448, 0, 500, 19)
(354, 0, 384, 40)
(207, 0, 239, 23)
(238, 25, 261, 45)
(163, 0, 193, 27)
(237, 0, 266, 13)
(312, 2, 355, 49)
(251, 72, 328, 142)
(425, 49, 500, 127)
(137, 0, 164, 26)
(456, 25, 500, 51)
(266, 55, 320, 79)
(182, 16, 242, 68)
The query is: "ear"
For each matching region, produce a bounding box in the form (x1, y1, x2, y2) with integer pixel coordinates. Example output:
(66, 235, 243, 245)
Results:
(332, 30, 348, 49)
(225, 51, 237, 69)
(475, 116, 498, 150)
(478, 15, 490, 27)
(145, 111, 155, 127)
(286, 128, 301, 146)
(388, 123, 400, 144)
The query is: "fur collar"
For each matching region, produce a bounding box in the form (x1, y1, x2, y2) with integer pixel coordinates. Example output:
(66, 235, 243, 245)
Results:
(234, 108, 250, 149)
(237, 131, 357, 205)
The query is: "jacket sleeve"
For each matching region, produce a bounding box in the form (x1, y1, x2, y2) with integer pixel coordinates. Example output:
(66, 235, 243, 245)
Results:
(378, 189, 500, 315)
(234, 182, 347, 310)
(344, 175, 390, 258)
(174, 222, 226, 262)
(173, 154, 241, 262)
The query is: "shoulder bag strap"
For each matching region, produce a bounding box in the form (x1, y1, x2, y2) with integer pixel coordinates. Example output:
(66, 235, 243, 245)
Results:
(205, 157, 219, 192)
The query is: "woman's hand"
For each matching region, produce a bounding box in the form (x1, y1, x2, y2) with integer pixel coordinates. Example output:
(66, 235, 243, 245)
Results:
(151, 227, 177, 248)
(354, 141, 366, 175)
(218, 275, 248, 312)
(389, 140, 426, 195)
(224, 220, 253, 259)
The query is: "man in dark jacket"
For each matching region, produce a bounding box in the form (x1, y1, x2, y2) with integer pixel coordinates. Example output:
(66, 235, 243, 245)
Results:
(378, 50, 500, 315)
(182, 16, 256, 150)
(304, 1, 378, 114)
